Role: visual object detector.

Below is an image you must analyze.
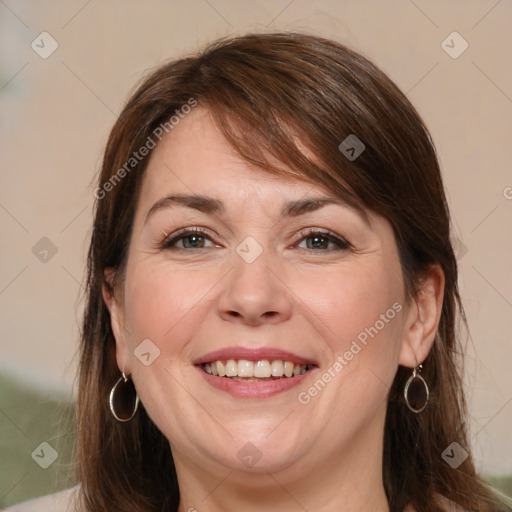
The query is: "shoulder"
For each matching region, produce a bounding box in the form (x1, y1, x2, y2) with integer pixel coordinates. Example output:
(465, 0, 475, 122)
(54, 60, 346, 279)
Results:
(2, 485, 79, 512)
(405, 495, 474, 512)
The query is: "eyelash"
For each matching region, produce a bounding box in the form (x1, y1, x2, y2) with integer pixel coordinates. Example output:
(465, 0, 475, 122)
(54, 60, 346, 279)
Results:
(158, 227, 351, 252)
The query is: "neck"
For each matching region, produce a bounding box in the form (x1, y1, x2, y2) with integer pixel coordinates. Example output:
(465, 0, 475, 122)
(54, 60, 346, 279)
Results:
(175, 406, 390, 512)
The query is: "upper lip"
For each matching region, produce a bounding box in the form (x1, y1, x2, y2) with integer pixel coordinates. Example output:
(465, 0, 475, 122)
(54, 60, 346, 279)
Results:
(193, 347, 318, 366)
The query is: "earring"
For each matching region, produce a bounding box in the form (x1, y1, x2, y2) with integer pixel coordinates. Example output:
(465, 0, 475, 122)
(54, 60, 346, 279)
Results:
(404, 364, 429, 413)
(109, 372, 140, 422)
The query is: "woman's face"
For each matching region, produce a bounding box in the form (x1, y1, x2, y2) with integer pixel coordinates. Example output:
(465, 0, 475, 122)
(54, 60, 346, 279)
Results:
(108, 107, 422, 480)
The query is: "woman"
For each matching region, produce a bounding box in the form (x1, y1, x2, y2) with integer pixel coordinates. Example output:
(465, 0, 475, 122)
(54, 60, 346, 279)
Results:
(8, 32, 511, 512)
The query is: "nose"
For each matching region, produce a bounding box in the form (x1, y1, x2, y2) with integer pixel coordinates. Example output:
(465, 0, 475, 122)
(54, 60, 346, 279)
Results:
(217, 251, 293, 326)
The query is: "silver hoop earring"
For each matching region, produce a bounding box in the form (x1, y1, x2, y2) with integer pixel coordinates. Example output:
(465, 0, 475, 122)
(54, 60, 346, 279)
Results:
(404, 365, 429, 413)
(109, 372, 140, 422)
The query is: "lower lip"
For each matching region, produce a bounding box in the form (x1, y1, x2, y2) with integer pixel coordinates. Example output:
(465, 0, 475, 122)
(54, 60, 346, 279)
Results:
(196, 366, 315, 398)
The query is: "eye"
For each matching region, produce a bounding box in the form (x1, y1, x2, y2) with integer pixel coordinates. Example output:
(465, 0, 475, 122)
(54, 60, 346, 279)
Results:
(157, 227, 350, 252)
(296, 229, 351, 251)
(159, 227, 218, 250)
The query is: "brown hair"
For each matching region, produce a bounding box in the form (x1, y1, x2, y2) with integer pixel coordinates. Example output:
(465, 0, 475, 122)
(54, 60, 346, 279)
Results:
(76, 32, 509, 512)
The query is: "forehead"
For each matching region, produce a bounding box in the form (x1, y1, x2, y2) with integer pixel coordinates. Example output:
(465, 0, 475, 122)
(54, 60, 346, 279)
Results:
(140, 107, 333, 205)
(134, 107, 387, 243)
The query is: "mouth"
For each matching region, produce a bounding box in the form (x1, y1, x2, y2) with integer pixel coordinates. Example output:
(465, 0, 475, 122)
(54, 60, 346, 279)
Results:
(201, 359, 312, 381)
(193, 348, 318, 398)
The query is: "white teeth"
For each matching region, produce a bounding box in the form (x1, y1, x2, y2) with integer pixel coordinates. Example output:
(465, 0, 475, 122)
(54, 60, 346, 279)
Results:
(225, 359, 237, 377)
(271, 360, 284, 377)
(216, 361, 226, 377)
(202, 359, 311, 379)
(237, 359, 254, 377)
(254, 360, 271, 378)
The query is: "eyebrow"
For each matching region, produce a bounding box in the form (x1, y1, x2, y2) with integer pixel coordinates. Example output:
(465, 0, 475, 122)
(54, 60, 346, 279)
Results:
(145, 193, 370, 226)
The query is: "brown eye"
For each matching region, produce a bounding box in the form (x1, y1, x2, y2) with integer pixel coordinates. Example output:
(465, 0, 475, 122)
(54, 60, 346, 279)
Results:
(160, 228, 217, 250)
(180, 234, 206, 249)
(306, 234, 330, 250)
(298, 230, 351, 251)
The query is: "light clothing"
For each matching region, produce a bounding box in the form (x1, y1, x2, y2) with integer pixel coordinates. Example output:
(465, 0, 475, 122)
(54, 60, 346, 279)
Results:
(2, 486, 486, 511)
(2, 486, 78, 512)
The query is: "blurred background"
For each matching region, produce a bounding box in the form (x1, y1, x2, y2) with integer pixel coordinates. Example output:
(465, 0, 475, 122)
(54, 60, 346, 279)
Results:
(1, 0, 511, 507)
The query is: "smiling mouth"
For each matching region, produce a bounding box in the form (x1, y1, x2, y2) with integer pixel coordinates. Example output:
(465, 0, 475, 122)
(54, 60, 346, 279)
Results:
(201, 359, 313, 381)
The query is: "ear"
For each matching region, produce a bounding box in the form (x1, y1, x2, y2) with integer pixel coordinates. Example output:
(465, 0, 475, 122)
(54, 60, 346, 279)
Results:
(102, 268, 131, 375)
(398, 264, 445, 368)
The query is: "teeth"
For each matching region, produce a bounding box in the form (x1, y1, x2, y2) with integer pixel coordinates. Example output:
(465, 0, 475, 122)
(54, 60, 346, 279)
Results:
(271, 360, 284, 377)
(284, 361, 294, 377)
(202, 359, 310, 379)
(254, 360, 271, 378)
(225, 359, 237, 377)
(238, 359, 254, 377)
(216, 361, 226, 377)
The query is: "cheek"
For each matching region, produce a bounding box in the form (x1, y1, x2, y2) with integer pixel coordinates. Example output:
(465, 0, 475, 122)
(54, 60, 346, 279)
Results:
(120, 263, 217, 433)
(123, 262, 217, 346)
(296, 262, 404, 356)
(295, 261, 405, 408)
(347, 269, 404, 386)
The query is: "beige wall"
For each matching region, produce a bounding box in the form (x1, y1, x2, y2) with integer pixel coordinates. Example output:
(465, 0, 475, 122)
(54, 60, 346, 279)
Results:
(1, 0, 511, 474)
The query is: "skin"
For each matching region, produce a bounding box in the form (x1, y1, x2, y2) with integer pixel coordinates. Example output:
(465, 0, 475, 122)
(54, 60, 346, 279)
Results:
(104, 107, 444, 512)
